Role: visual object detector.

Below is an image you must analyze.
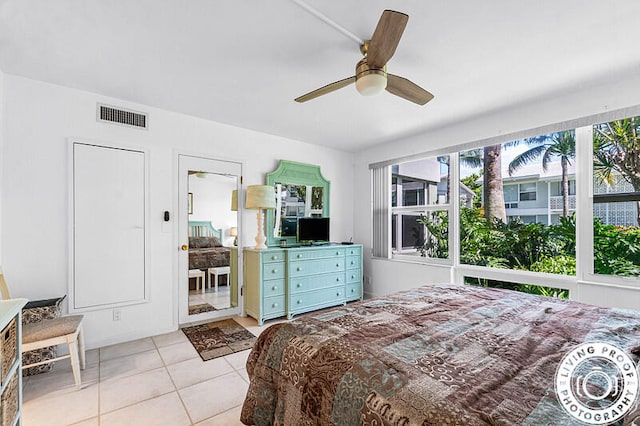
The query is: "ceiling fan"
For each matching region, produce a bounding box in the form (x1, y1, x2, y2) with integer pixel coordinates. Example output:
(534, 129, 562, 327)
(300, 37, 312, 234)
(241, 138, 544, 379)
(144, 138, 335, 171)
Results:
(294, 9, 434, 105)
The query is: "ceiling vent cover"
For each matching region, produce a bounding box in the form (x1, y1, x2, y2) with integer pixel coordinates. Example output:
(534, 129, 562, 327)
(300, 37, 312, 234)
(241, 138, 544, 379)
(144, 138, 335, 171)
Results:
(97, 104, 148, 129)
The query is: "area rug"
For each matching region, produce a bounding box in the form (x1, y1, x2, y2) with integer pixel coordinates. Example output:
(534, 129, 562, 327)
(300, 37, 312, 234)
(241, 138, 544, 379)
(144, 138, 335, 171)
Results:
(188, 303, 217, 315)
(182, 319, 256, 361)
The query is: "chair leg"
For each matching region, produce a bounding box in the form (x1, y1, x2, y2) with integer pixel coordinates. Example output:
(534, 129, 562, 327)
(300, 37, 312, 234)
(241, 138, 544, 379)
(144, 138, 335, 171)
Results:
(68, 338, 82, 389)
(77, 324, 86, 370)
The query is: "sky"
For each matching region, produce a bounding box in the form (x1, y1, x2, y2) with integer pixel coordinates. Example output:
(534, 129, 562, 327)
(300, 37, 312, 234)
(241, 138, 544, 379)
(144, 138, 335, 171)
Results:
(459, 143, 538, 178)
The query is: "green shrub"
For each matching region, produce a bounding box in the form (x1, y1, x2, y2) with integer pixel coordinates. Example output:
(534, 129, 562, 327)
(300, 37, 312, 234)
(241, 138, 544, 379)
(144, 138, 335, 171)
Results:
(414, 207, 640, 278)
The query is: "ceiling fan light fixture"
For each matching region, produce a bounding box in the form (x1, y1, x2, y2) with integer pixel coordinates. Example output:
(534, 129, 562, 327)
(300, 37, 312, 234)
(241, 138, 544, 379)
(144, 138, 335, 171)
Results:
(356, 72, 387, 96)
(356, 58, 387, 96)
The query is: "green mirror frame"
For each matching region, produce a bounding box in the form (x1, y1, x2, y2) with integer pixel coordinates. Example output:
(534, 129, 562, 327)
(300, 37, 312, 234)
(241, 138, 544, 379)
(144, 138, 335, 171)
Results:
(266, 160, 330, 247)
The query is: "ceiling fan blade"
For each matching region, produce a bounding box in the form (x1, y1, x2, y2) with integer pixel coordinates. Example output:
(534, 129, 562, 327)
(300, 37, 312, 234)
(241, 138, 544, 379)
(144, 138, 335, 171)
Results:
(294, 76, 356, 103)
(386, 74, 434, 105)
(367, 10, 408, 68)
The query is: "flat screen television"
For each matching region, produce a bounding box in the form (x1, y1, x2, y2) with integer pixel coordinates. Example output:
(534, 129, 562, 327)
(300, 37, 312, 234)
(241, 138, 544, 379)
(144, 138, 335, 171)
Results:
(297, 217, 330, 243)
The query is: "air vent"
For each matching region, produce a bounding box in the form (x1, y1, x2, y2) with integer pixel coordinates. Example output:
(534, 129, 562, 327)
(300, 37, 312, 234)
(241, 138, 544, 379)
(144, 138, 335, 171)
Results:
(97, 104, 148, 129)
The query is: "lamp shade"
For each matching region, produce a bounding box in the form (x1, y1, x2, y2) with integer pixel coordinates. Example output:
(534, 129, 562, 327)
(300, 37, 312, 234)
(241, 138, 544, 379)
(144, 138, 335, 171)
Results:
(245, 185, 276, 210)
(231, 189, 238, 211)
(229, 226, 238, 237)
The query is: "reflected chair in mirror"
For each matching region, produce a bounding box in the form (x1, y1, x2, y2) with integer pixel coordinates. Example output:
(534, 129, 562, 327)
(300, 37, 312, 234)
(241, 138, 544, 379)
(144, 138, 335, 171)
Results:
(0, 268, 86, 389)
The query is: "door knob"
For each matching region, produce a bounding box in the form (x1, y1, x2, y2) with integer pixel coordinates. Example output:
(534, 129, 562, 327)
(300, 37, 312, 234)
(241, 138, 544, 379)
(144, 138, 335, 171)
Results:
(181, 244, 188, 251)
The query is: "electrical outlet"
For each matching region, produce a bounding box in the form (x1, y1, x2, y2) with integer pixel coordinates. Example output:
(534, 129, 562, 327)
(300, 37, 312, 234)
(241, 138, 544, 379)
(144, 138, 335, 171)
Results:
(113, 309, 121, 321)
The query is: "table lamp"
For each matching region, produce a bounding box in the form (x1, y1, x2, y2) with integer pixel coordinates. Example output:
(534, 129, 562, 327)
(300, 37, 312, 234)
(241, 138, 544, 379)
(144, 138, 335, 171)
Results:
(245, 185, 276, 249)
(230, 226, 238, 246)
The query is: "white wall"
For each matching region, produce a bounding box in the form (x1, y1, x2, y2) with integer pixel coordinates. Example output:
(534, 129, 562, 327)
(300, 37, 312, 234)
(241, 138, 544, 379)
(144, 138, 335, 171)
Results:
(0, 68, 3, 264)
(354, 67, 640, 307)
(0, 74, 355, 348)
(188, 173, 237, 245)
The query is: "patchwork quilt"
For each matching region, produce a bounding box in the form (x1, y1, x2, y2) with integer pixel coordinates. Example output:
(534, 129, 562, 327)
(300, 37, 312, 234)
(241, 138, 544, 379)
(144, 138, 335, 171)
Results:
(240, 284, 640, 425)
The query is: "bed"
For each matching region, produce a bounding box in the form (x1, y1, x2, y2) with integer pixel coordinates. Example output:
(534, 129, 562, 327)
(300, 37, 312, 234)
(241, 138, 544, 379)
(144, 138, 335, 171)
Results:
(240, 283, 640, 425)
(188, 221, 229, 270)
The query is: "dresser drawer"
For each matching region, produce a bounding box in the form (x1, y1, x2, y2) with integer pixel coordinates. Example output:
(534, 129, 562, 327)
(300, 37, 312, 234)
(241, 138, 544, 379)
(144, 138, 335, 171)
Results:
(0, 317, 17, 386)
(263, 279, 285, 297)
(289, 258, 345, 277)
(345, 246, 361, 257)
(289, 247, 346, 261)
(289, 286, 345, 310)
(263, 295, 286, 316)
(290, 272, 345, 295)
(346, 268, 361, 284)
(346, 283, 362, 300)
(1, 373, 18, 426)
(262, 251, 285, 263)
(346, 255, 361, 270)
(262, 262, 285, 280)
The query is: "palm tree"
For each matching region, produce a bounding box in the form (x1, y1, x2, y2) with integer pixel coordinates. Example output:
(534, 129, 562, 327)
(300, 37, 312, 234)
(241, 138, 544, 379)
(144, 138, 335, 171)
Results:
(508, 131, 576, 217)
(593, 117, 640, 225)
(483, 145, 507, 222)
(460, 147, 507, 223)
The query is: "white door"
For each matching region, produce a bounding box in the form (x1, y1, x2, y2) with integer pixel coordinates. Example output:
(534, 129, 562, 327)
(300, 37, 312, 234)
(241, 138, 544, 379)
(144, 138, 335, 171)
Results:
(72, 143, 147, 310)
(178, 154, 243, 324)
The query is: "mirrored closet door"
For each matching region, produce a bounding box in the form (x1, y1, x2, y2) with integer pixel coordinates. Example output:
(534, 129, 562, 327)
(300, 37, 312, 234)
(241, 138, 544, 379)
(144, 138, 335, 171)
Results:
(178, 155, 242, 324)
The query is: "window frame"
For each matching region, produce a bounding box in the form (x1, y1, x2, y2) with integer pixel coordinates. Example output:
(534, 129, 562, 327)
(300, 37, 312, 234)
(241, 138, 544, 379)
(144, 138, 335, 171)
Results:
(371, 105, 640, 294)
(518, 182, 537, 201)
(390, 155, 454, 266)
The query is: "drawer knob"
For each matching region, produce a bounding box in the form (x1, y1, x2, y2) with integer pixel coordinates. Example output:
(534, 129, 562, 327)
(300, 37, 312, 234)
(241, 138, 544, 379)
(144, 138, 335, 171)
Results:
(272, 303, 278, 308)
(336, 277, 340, 282)
(336, 292, 341, 296)
(297, 267, 302, 272)
(335, 251, 340, 255)
(351, 275, 355, 279)
(271, 255, 277, 260)
(272, 269, 278, 274)
(297, 283, 302, 288)
(351, 288, 355, 293)
(350, 261, 355, 265)
(272, 285, 278, 291)
(336, 263, 340, 267)
(297, 254, 302, 258)
(297, 300, 301, 304)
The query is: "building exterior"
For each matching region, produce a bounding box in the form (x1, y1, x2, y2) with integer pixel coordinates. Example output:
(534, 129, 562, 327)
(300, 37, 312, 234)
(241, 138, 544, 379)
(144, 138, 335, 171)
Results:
(498, 161, 637, 226)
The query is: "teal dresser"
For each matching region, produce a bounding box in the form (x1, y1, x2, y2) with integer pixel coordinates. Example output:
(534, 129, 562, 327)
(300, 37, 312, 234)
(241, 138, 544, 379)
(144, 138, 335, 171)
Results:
(345, 245, 363, 302)
(244, 244, 362, 325)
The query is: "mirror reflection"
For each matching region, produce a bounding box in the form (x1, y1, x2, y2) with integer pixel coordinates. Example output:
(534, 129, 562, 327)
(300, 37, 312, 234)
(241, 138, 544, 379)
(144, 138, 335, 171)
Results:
(274, 184, 324, 239)
(187, 171, 238, 315)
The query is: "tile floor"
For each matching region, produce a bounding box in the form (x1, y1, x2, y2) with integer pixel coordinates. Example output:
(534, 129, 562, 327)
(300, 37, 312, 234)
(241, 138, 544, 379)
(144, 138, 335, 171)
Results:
(22, 315, 277, 425)
(188, 285, 231, 311)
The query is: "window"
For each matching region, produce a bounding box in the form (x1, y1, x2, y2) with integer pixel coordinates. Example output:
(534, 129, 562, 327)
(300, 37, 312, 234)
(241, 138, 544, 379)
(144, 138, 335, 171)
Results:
(504, 185, 518, 202)
(464, 277, 569, 299)
(390, 157, 450, 260)
(519, 182, 537, 201)
(592, 116, 640, 277)
(550, 180, 576, 197)
(371, 113, 640, 296)
(459, 132, 576, 277)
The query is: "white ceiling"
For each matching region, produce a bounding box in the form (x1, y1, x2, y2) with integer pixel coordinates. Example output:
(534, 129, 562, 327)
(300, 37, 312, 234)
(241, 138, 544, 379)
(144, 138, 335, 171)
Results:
(1, 0, 639, 152)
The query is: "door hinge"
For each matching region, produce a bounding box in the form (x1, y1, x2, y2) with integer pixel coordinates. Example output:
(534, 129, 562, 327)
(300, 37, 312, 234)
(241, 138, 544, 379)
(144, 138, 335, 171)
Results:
(240, 287, 243, 296)
(240, 176, 244, 184)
